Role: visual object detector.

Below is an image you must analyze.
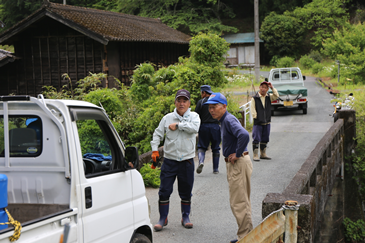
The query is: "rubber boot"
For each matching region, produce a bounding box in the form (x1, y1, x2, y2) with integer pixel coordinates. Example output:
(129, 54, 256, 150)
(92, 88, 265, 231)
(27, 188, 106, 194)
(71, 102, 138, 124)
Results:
(253, 143, 260, 161)
(181, 200, 193, 229)
(213, 153, 220, 174)
(260, 143, 271, 160)
(196, 149, 205, 174)
(154, 200, 169, 231)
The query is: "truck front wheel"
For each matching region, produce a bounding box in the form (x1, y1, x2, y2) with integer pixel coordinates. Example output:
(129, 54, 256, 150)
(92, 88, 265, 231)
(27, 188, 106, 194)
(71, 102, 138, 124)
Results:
(131, 233, 151, 243)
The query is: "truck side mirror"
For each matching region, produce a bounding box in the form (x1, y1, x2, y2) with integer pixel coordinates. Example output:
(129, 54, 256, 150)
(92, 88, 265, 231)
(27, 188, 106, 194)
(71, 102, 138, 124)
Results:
(303, 76, 306, 80)
(265, 78, 268, 81)
(125, 146, 139, 169)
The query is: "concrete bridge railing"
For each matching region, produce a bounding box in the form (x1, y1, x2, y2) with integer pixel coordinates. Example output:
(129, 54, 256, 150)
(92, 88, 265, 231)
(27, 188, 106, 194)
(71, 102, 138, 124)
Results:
(261, 110, 356, 243)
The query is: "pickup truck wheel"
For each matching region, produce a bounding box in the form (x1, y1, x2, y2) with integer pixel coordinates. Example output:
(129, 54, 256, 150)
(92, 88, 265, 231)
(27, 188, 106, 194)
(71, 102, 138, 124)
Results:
(131, 233, 151, 243)
(303, 108, 307, 114)
(271, 110, 274, 116)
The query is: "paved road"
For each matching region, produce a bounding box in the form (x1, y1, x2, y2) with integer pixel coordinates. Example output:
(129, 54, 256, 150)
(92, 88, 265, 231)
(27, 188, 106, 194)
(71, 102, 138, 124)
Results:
(145, 74, 335, 243)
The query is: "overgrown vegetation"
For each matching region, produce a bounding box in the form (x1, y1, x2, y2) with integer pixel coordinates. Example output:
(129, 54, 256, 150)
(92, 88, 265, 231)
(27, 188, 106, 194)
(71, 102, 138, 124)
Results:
(139, 163, 161, 188)
(343, 218, 365, 243)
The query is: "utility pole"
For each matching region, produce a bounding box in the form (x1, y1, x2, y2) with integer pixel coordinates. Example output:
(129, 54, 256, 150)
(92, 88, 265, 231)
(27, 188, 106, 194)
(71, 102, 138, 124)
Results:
(254, 0, 260, 83)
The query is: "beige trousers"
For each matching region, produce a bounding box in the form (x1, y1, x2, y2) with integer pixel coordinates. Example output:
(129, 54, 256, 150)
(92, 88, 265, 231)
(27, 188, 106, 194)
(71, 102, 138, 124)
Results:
(226, 155, 253, 240)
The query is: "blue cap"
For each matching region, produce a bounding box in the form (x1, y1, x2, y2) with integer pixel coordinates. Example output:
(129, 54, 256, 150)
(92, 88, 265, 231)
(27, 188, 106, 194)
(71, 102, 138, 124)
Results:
(204, 93, 227, 105)
(200, 85, 212, 94)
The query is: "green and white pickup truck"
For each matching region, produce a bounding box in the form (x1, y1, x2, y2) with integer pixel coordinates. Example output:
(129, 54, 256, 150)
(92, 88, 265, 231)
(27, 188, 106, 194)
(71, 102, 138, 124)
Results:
(266, 67, 308, 115)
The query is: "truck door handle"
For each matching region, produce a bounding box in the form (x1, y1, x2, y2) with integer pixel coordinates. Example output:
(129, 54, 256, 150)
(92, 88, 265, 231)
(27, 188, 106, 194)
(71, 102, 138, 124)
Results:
(85, 187, 92, 209)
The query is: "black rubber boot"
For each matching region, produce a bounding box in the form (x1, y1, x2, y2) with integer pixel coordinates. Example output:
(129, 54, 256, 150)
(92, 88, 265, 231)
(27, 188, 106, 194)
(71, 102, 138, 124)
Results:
(196, 149, 205, 174)
(213, 153, 220, 174)
(154, 200, 169, 231)
(181, 200, 193, 229)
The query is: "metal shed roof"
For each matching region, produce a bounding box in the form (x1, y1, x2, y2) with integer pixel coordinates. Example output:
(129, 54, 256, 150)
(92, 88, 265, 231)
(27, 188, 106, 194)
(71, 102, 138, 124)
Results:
(222, 33, 263, 44)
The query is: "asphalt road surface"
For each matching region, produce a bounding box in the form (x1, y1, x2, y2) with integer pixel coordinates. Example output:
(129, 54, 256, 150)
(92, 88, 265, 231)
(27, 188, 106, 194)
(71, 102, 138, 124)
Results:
(145, 74, 335, 243)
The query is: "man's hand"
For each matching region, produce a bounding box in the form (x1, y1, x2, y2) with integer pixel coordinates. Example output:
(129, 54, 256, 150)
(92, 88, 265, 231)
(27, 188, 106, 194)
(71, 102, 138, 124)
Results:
(152, 151, 160, 162)
(151, 151, 160, 169)
(268, 82, 273, 89)
(169, 123, 179, 131)
(228, 153, 238, 164)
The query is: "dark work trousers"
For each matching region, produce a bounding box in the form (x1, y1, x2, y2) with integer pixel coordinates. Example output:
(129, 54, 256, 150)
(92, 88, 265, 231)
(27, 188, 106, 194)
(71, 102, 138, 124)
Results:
(197, 123, 221, 153)
(158, 157, 195, 202)
(252, 124, 271, 144)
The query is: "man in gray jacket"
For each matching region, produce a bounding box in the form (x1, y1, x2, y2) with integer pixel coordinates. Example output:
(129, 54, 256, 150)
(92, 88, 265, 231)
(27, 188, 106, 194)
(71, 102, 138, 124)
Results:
(151, 89, 201, 231)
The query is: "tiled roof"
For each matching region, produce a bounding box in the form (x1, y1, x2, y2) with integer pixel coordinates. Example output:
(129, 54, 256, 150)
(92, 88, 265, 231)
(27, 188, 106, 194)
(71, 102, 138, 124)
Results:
(0, 1, 191, 45)
(222, 33, 263, 44)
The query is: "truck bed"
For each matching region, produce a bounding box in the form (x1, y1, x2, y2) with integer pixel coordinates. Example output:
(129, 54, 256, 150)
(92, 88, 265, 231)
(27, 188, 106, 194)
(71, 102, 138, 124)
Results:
(0, 203, 69, 234)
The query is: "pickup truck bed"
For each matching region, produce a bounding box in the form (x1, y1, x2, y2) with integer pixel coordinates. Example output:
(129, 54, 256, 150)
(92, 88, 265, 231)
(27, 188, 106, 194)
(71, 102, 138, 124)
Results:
(274, 84, 307, 97)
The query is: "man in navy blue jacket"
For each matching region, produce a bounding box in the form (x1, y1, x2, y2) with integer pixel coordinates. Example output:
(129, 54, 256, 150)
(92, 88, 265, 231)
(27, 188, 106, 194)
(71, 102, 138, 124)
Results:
(195, 85, 221, 174)
(205, 93, 253, 243)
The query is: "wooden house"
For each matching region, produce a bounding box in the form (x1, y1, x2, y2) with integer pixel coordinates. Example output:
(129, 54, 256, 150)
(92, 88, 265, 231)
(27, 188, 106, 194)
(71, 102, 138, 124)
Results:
(222, 33, 263, 67)
(0, 1, 190, 96)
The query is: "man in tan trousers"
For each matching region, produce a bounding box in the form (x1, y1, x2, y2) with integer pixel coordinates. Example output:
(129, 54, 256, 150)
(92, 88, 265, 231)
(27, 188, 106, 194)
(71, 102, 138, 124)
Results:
(204, 93, 253, 243)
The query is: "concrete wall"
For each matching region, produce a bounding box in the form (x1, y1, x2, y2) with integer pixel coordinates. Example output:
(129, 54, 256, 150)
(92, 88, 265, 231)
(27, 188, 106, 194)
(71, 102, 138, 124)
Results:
(262, 110, 356, 243)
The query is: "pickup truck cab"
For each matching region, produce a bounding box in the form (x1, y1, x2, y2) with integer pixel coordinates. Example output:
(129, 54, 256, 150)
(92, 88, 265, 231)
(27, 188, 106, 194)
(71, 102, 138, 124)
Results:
(0, 95, 153, 243)
(265, 67, 308, 115)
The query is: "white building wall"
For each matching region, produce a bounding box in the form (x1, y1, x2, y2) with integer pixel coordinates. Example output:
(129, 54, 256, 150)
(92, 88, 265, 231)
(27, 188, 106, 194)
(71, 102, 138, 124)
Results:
(238, 46, 245, 64)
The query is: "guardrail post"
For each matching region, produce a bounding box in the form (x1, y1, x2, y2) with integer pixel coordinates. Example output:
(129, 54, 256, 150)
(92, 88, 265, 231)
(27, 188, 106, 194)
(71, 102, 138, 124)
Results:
(284, 200, 298, 243)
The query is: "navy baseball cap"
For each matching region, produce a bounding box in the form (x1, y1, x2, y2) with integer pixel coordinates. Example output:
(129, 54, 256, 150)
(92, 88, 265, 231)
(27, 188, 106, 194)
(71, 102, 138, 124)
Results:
(204, 92, 227, 105)
(175, 89, 190, 100)
(200, 85, 213, 94)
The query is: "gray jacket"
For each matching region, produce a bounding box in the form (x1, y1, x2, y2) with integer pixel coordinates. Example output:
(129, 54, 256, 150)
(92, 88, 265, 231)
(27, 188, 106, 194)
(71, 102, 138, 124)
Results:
(151, 108, 200, 161)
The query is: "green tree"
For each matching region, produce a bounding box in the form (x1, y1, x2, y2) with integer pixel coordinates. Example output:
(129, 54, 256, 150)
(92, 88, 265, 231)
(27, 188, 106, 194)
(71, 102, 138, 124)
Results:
(289, 0, 349, 49)
(116, 0, 237, 34)
(260, 12, 304, 58)
(322, 22, 365, 83)
(255, 0, 311, 20)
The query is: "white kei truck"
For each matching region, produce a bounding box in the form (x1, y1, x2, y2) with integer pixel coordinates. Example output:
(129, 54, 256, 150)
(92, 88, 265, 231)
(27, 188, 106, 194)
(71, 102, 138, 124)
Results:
(0, 95, 153, 243)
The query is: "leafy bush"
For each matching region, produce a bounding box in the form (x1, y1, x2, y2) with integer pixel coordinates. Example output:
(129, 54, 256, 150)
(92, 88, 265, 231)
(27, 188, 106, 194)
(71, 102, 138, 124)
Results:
(308, 50, 322, 63)
(311, 62, 324, 74)
(299, 55, 316, 69)
(330, 63, 340, 79)
(343, 218, 365, 242)
(322, 22, 365, 83)
(289, 0, 349, 49)
(270, 55, 280, 67)
(129, 63, 155, 103)
(260, 12, 304, 57)
(276, 56, 295, 68)
(139, 163, 161, 188)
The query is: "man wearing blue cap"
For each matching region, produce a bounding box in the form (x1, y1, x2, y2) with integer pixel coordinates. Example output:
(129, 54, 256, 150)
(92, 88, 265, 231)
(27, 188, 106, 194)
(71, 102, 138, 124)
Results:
(195, 85, 221, 174)
(204, 93, 253, 243)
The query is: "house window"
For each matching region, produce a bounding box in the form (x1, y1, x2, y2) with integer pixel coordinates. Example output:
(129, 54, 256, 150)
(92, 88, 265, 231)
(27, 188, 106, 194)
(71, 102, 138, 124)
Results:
(227, 48, 237, 58)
